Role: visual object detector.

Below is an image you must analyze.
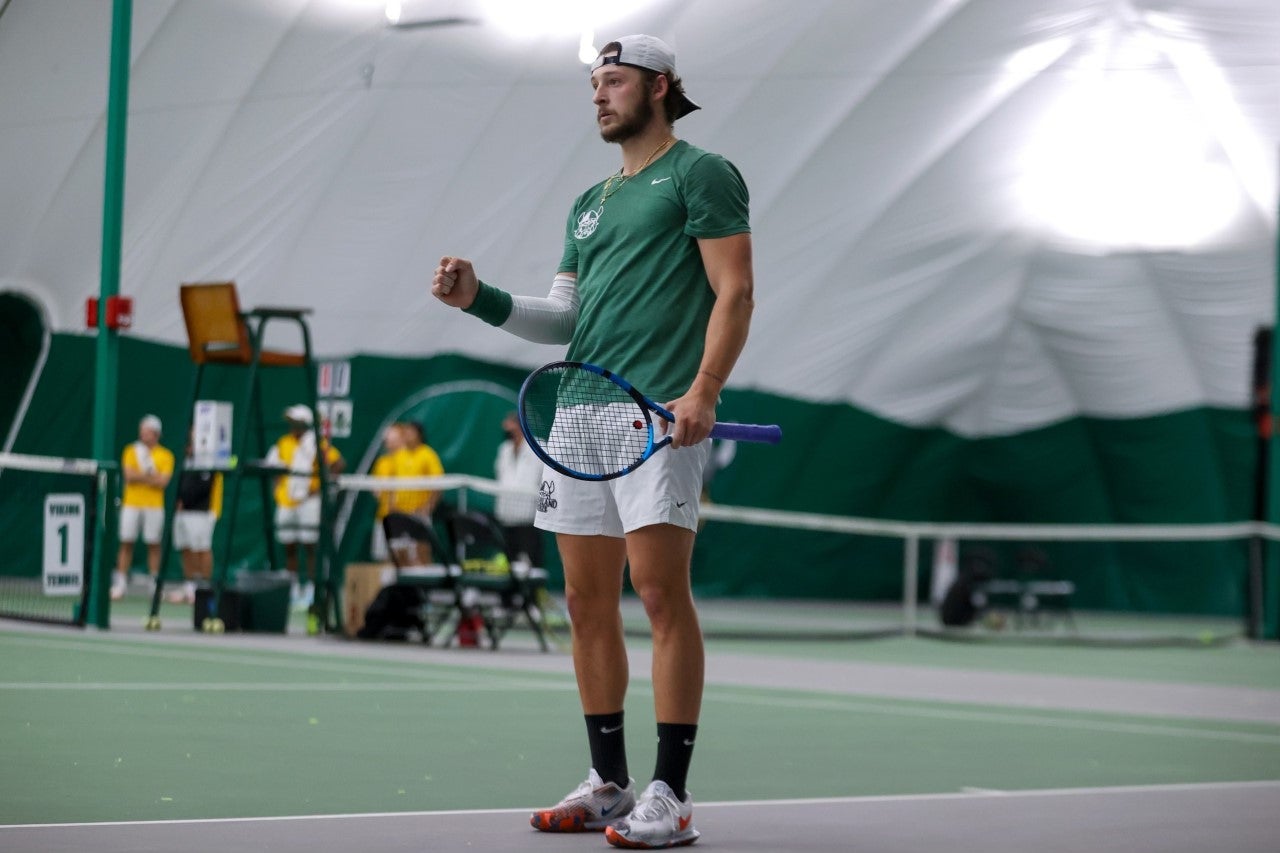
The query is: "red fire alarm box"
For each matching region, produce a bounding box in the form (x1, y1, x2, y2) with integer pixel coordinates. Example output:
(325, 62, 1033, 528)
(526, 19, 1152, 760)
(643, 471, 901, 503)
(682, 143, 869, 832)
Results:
(85, 295, 134, 330)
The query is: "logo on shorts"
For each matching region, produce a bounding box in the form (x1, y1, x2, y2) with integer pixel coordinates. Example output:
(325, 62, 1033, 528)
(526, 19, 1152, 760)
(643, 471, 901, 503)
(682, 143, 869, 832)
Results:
(538, 480, 558, 513)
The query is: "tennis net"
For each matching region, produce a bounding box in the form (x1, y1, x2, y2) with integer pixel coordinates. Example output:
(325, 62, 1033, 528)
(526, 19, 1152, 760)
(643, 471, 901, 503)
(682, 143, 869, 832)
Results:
(333, 472, 1276, 646)
(0, 452, 105, 626)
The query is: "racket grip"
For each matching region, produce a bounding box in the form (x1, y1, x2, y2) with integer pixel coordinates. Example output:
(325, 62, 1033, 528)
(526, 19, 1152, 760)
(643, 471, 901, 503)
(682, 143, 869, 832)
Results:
(709, 421, 783, 444)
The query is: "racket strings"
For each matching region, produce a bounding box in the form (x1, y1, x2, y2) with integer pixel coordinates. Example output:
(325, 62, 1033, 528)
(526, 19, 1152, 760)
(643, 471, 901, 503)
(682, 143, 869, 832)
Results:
(522, 366, 651, 478)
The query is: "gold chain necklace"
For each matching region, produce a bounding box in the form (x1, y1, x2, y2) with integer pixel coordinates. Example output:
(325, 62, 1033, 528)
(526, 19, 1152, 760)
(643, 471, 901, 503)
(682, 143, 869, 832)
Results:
(599, 137, 675, 207)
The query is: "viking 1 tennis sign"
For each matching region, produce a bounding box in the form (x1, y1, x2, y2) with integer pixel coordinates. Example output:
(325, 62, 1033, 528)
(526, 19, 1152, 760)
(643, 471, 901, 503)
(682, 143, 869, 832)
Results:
(43, 494, 85, 596)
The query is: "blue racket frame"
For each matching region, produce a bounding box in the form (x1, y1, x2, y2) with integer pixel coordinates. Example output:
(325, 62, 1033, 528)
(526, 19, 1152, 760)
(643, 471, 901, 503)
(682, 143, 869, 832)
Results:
(518, 361, 782, 481)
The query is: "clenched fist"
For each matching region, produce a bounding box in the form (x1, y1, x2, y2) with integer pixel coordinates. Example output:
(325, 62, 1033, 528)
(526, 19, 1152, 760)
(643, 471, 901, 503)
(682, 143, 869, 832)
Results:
(432, 256, 479, 309)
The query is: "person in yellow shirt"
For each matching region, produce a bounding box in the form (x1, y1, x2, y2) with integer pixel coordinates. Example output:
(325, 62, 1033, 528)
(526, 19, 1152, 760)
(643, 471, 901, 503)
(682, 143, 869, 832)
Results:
(114, 414, 175, 600)
(391, 420, 444, 517)
(370, 423, 404, 560)
(392, 420, 444, 563)
(266, 405, 344, 606)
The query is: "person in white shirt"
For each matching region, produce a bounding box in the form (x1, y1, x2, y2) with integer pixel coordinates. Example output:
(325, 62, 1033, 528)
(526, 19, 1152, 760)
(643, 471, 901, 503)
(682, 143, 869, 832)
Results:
(493, 411, 545, 568)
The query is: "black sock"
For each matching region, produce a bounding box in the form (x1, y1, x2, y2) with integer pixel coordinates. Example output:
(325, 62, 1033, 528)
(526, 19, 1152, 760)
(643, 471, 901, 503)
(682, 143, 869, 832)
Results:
(653, 722, 698, 800)
(585, 711, 628, 788)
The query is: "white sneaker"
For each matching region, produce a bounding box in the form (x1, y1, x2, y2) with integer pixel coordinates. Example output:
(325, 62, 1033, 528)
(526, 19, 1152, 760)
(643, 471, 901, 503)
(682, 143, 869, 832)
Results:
(530, 768, 635, 833)
(604, 780, 699, 849)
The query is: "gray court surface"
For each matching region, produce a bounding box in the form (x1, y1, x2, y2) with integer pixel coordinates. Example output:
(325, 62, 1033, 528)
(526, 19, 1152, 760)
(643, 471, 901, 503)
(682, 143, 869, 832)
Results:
(3, 601, 1279, 853)
(5, 781, 1280, 853)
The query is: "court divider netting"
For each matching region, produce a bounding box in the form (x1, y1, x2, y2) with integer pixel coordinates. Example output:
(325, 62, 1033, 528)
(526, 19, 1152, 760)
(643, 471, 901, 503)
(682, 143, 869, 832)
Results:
(3, 456, 1274, 645)
(334, 473, 1278, 647)
(0, 452, 111, 626)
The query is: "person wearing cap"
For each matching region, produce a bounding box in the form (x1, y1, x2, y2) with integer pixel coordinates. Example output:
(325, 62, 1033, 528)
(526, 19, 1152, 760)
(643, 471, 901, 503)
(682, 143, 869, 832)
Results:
(114, 414, 175, 600)
(432, 34, 753, 848)
(265, 404, 344, 608)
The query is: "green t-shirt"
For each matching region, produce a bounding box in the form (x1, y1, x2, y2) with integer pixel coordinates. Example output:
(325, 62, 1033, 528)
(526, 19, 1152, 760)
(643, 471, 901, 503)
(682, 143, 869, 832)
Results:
(557, 140, 749, 401)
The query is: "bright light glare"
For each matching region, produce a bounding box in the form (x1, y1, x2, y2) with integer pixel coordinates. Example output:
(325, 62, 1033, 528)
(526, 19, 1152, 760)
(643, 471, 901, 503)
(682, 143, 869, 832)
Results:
(578, 29, 597, 64)
(481, 0, 651, 39)
(385, 1, 401, 25)
(1019, 66, 1242, 248)
(1005, 37, 1073, 77)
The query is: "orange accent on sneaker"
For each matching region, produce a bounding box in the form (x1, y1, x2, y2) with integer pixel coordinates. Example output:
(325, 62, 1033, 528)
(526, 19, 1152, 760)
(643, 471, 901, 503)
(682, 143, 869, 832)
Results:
(604, 826, 642, 848)
(678, 814, 692, 832)
(529, 810, 591, 833)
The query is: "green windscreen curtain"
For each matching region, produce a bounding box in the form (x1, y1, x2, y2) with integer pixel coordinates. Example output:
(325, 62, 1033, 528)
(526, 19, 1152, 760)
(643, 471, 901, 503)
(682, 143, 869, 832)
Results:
(5, 333, 1256, 616)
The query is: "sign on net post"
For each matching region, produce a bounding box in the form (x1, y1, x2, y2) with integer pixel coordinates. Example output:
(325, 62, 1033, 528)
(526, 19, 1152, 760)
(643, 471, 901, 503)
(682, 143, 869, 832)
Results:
(43, 493, 85, 596)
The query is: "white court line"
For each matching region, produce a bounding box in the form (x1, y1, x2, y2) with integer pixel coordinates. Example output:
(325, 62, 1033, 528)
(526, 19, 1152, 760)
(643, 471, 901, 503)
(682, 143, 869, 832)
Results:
(6, 629, 1277, 743)
(0, 681, 566, 692)
(0, 632, 546, 685)
(3, 779, 1278, 830)
(4, 678, 1274, 745)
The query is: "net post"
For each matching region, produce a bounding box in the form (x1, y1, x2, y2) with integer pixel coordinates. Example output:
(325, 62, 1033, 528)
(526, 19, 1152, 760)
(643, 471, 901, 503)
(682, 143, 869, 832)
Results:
(87, 0, 133, 631)
(1267, 145, 1280, 641)
(902, 533, 919, 636)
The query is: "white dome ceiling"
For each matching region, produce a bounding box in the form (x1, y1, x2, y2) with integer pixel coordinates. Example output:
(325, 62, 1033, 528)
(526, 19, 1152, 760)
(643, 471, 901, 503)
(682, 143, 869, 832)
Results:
(1, 0, 1276, 435)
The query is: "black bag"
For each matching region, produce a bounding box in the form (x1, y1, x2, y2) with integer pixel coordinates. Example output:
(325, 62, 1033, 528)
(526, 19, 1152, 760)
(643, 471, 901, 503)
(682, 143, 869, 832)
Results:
(939, 576, 978, 626)
(939, 547, 997, 627)
(356, 583, 427, 640)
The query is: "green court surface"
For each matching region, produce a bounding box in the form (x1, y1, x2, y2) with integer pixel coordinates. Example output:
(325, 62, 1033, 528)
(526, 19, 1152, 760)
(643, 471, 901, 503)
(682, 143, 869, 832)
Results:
(2, 618, 1278, 827)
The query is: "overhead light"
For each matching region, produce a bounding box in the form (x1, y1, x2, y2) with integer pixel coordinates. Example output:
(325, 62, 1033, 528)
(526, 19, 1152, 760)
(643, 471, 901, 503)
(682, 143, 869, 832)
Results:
(578, 29, 596, 64)
(385, 0, 479, 30)
(480, 0, 654, 39)
(1017, 31, 1246, 248)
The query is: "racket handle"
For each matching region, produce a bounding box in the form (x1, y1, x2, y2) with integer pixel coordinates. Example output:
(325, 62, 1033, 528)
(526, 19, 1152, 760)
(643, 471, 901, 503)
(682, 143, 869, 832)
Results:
(710, 421, 783, 444)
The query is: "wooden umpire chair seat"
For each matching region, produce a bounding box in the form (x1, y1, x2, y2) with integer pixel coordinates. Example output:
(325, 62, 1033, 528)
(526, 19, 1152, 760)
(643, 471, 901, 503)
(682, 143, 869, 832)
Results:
(148, 282, 340, 634)
(443, 508, 553, 652)
(179, 282, 311, 369)
(377, 512, 462, 644)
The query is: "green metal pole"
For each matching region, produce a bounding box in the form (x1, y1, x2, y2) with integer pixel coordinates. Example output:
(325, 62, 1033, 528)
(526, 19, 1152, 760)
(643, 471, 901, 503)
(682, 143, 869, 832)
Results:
(87, 0, 133, 630)
(1267, 158, 1280, 641)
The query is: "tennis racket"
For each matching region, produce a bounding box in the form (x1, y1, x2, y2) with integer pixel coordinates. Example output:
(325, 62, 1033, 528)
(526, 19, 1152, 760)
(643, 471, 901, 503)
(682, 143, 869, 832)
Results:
(518, 361, 782, 481)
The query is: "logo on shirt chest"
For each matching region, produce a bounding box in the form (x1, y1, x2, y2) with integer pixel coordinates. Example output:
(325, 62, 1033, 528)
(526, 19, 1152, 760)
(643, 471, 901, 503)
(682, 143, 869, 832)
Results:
(574, 207, 601, 239)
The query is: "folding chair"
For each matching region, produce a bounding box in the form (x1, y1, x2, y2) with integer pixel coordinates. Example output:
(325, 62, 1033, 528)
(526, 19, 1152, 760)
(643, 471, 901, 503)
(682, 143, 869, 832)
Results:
(379, 512, 461, 644)
(443, 509, 553, 652)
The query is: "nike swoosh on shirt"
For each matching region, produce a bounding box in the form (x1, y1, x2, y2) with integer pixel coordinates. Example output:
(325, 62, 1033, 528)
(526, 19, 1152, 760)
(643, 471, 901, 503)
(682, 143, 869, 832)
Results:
(651, 176, 672, 185)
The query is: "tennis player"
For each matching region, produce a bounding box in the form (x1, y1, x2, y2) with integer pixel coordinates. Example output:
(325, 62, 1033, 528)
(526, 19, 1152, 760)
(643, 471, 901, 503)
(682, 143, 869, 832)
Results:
(432, 35, 753, 848)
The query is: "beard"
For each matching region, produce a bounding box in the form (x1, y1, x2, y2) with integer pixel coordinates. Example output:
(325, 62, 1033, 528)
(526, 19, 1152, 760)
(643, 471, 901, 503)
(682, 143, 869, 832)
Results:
(599, 96, 656, 143)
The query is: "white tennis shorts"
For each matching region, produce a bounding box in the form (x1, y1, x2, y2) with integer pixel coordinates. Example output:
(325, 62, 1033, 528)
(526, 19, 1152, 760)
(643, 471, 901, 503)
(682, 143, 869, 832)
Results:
(275, 496, 321, 544)
(534, 440, 710, 537)
(119, 506, 164, 545)
(173, 510, 216, 552)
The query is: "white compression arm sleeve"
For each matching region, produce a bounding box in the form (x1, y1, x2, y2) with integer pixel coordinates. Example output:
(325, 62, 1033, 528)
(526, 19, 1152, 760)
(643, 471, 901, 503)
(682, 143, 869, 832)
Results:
(501, 274, 579, 344)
